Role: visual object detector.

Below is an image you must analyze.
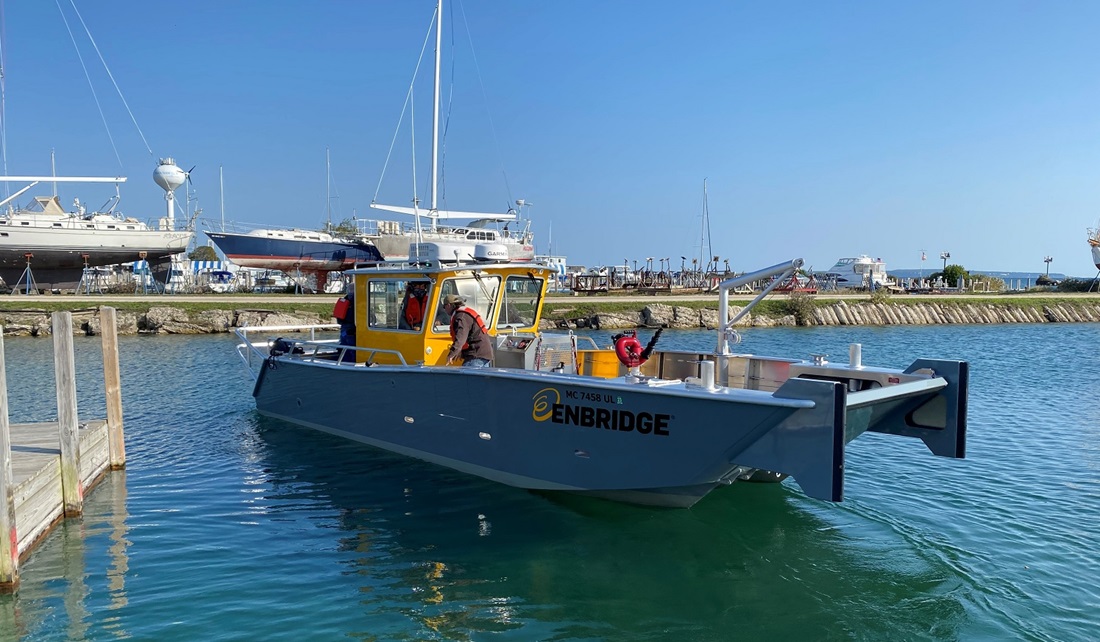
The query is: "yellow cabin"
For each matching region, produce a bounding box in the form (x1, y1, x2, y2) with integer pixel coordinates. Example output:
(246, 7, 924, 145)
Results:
(347, 262, 555, 366)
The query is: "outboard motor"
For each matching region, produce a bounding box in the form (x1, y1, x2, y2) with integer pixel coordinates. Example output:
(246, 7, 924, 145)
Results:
(270, 338, 303, 357)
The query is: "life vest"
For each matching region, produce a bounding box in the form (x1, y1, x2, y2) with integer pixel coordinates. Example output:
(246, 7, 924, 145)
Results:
(332, 296, 351, 322)
(403, 294, 426, 327)
(449, 306, 489, 349)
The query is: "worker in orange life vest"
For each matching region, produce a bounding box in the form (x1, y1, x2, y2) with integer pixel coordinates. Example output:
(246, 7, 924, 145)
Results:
(332, 290, 356, 363)
(402, 282, 428, 330)
(333, 290, 355, 346)
(443, 294, 493, 367)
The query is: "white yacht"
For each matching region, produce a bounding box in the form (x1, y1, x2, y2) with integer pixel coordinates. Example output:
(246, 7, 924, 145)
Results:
(819, 255, 892, 289)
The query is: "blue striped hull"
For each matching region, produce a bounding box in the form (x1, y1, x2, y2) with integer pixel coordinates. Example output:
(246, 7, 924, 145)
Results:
(205, 231, 383, 272)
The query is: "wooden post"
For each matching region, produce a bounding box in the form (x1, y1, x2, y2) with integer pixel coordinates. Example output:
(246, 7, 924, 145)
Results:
(100, 307, 125, 469)
(0, 327, 18, 592)
(52, 312, 83, 517)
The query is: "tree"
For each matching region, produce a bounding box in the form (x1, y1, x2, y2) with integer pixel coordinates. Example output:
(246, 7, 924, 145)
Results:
(941, 264, 968, 287)
(189, 245, 218, 261)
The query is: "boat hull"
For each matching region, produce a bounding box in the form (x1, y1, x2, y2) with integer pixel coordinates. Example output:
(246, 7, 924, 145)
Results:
(1091, 241, 1100, 270)
(251, 361, 848, 507)
(206, 231, 383, 272)
(0, 228, 192, 290)
(370, 233, 534, 263)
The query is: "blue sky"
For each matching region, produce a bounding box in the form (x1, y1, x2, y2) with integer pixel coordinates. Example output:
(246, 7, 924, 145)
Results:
(3, 1, 1099, 276)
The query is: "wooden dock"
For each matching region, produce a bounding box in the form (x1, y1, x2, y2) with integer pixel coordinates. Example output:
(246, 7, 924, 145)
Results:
(1, 307, 124, 593)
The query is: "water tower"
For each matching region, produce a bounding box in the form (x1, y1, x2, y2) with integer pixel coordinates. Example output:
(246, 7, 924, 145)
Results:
(153, 158, 188, 230)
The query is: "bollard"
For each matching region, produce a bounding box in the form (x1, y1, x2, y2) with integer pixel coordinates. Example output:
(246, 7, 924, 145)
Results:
(699, 359, 716, 391)
(849, 343, 862, 368)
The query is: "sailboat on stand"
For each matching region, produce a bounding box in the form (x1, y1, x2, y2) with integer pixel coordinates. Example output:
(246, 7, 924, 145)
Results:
(204, 151, 384, 293)
(0, 1, 194, 293)
(0, 160, 194, 293)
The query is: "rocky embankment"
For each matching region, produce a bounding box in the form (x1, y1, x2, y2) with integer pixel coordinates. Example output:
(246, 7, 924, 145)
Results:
(0, 307, 329, 337)
(551, 300, 1100, 330)
(1, 299, 1099, 337)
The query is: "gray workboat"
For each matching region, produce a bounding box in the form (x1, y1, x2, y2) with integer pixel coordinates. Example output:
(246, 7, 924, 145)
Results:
(234, 254, 968, 508)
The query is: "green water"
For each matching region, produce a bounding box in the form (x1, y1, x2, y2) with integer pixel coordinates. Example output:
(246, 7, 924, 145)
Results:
(1, 324, 1097, 640)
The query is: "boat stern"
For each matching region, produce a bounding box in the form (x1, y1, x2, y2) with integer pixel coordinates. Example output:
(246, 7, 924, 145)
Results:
(730, 356, 968, 502)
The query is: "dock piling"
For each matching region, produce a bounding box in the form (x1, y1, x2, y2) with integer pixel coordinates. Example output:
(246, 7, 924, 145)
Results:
(100, 307, 125, 469)
(52, 311, 83, 516)
(0, 327, 17, 591)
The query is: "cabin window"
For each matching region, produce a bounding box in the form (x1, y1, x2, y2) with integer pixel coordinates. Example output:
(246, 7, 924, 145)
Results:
(366, 278, 433, 332)
(430, 275, 501, 333)
(500, 275, 544, 328)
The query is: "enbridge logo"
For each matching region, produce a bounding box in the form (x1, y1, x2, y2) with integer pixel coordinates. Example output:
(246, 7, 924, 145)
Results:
(530, 386, 672, 436)
(532, 387, 559, 422)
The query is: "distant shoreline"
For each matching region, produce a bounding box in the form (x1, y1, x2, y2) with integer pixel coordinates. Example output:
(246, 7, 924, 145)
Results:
(0, 292, 1097, 337)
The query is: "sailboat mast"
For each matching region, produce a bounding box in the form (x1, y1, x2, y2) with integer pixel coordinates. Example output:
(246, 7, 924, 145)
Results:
(698, 178, 707, 270)
(430, 0, 442, 222)
(219, 165, 225, 232)
(325, 146, 332, 230)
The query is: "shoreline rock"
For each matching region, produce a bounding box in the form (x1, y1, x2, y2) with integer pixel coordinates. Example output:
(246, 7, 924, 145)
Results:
(2, 299, 1099, 337)
(0, 307, 329, 337)
(549, 300, 1100, 330)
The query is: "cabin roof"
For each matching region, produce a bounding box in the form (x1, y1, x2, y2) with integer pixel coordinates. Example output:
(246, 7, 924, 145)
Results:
(347, 261, 553, 277)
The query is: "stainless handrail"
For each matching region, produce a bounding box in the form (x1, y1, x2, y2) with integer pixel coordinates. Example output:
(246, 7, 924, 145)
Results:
(234, 324, 410, 380)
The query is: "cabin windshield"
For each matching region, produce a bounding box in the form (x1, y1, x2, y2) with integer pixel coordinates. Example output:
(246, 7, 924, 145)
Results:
(430, 275, 501, 332)
(500, 274, 544, 328)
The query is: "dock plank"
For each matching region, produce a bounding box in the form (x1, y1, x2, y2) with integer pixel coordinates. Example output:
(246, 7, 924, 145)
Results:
(9, 420, 110, 556)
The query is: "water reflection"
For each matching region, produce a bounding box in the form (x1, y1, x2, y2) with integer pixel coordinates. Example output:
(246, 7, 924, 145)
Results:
(0, 471, 130, 641)
(6, 326, 1095, 639)
(246, 413, 970, 640)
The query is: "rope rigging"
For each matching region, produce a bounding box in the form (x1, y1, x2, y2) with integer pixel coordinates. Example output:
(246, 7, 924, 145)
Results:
(54, 0, 121, 171)
(373, 9, 437, 206)
(64, 0, 153, 157)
